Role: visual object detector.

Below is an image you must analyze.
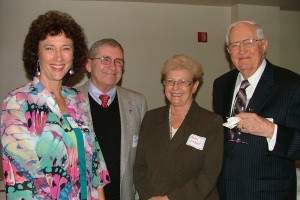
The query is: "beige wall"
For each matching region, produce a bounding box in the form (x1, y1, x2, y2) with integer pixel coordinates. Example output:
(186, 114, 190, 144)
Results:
(231, 4, 280, 64)
(0, 0, 230, 110)
(0, 0, 299, 111)
(280, 10, 300, 74)
(231, 4, 300, 75)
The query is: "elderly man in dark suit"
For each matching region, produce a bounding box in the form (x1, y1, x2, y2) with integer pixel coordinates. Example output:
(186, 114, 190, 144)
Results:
(213, 20, 300, 200)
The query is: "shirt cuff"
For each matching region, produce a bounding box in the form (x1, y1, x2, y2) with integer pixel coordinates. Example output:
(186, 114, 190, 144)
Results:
(266, 124, 278, 151)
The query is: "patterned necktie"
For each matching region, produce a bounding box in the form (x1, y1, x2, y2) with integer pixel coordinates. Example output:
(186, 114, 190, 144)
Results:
(232, 80, 250, 116)
(99, 94, 110, 109)
(229, 80, 250, 142)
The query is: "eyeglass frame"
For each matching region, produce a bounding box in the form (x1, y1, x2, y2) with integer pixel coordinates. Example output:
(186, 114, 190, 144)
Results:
(163, 79, 194, 87)
(90, 56, 125, 68)
(227, 38, 263, 53)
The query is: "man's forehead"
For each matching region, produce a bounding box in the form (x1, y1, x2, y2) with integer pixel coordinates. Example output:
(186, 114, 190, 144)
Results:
(231, 23, 256, 34)
(96, 45, 123, 57)
(229, 24, 257, 40)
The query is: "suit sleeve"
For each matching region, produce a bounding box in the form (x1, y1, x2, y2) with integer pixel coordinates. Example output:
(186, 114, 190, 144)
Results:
(167, 115, 224, 200)
(271, 84, 300, 160)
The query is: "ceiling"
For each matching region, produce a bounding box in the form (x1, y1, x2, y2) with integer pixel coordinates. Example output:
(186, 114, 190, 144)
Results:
(96, 0, 300, 11)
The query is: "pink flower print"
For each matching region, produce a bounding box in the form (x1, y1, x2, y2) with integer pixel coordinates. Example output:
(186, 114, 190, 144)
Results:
(2, 157, 16, 185)
(49, 174, 68, 199)
(34, 177, 51, 195)
(2, 156, 27, 184)
(100, 169, 110, 185)
(25, 103, 49, 135)
(67, 107, 77, 119)
(76, 92, 86, 103)
(15, 93, 27, 101)
(66, 164, 79, 183)
(35, 110, 47, 133)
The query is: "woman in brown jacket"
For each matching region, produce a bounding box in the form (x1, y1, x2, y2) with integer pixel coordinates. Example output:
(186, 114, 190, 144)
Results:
(134, 54, 223, 200)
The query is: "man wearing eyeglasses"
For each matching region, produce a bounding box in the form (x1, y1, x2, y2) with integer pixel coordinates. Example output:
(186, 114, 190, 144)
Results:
(213, 20, 300, 200)
(79, 38, 147, 200)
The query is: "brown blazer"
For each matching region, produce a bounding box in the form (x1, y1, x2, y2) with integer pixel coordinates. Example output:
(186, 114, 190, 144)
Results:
(134, 101, 223, 200)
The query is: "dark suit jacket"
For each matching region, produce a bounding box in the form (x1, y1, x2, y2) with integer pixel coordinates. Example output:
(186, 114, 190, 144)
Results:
(134, 101, 223, 200)
(213, 60, 300, 200)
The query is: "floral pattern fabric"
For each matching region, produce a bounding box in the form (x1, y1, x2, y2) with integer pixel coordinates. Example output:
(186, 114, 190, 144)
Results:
(0, 77, 110, 200)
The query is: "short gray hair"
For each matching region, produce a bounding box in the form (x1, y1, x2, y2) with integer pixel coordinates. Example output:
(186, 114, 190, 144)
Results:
(225, 20, 264, 45)
(88, 38, 124, 58)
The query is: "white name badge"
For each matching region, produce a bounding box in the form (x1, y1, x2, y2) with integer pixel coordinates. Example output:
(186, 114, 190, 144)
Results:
(186, 134, 206, 150)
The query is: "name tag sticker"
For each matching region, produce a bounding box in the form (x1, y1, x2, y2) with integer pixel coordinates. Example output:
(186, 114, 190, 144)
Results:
(186, 134, 206, 150)
(132, 135, 139, 147)
(67, 117, 79, 128)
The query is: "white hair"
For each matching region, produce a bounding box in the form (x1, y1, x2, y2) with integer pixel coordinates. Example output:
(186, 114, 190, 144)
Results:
(225, 20, 265, 45)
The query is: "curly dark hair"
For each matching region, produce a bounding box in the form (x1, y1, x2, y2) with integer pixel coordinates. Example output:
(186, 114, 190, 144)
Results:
(23, 10, 88, 81)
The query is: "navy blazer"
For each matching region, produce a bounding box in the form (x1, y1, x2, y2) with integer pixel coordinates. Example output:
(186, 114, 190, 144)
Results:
(213, 60, 300, 200)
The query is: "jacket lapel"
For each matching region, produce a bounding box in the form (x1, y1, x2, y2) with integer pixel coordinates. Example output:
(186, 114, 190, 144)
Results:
(117, 87, 135, 182)
(156, 105, 173, 145)
(77, 82, 94, 130)
(225, 71, 239, 117)
(168, 101, 198, 151)
(247, 62, 275, 113)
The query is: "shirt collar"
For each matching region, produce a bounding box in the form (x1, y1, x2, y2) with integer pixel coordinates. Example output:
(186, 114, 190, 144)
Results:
(87, 80, 117, 105)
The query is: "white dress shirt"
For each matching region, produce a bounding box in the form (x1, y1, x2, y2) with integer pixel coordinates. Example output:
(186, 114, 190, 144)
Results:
(231, 59, 277, 150)
(87, 80, 117, 107)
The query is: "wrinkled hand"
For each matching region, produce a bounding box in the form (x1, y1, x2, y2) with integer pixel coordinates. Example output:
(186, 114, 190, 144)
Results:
(236, 112, 275, 138)
(148, 196, 169, 200)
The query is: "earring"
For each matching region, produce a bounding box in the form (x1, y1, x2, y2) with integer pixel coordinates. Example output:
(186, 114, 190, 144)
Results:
(36, 60, 41, 76)
(69, 67, 74, 75)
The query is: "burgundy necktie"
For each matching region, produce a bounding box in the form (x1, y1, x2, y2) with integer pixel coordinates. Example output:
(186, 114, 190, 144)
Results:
(99, 94, 110, 109)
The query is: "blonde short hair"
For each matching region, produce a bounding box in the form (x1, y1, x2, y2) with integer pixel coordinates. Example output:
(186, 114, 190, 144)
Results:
(161, 54, 203, 84)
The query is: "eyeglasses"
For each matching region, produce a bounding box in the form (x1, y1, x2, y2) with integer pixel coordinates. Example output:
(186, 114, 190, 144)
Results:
(90, 56, 124, 68)
(227, 38, 263, 52)
(163, 79, 193, 87)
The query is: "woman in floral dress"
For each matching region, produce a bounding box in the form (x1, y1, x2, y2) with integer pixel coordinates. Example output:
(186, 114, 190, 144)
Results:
(0, 10, 110, 200)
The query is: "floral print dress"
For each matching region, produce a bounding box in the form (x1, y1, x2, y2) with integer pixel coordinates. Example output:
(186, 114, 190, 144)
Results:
(0, 78, 110, 200)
